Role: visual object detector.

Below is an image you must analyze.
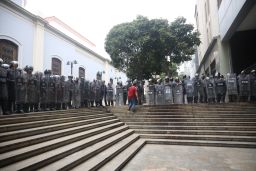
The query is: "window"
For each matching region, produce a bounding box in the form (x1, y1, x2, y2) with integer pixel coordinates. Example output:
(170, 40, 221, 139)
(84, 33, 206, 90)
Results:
(210, 59, 216, 76)
(79, 67, 85, 78)
(0, 39, 18, 64)
(52, 57, 62, 75)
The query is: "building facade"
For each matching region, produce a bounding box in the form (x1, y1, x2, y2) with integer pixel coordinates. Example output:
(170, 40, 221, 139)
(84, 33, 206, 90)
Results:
(195, 0, 256, 76)
(0, 0, 127, 83)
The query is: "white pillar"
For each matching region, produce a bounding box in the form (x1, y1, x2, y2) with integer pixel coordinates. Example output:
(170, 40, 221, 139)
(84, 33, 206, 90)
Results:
(33, 20, 44, 72)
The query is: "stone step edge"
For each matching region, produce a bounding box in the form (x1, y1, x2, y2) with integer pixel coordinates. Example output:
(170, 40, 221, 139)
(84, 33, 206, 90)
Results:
(0, 125, 128, 168)
(0, 115, 117, 133)
(0, 112, 112, 125)
(18, 130, 135, 171)
(0, 120, 121, 153)
(68, 135, 140, 171)
(99, 139, 146, 171)
(0, 118, 118, 141)
(144, 139, 256, 148)
(0, 109, 105, 119)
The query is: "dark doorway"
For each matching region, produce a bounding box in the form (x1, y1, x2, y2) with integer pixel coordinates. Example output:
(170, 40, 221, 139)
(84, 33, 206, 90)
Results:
(230, 30, 256, 74)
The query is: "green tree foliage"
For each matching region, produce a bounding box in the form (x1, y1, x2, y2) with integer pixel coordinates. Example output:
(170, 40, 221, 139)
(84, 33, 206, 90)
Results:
(105, 16, 200, 80)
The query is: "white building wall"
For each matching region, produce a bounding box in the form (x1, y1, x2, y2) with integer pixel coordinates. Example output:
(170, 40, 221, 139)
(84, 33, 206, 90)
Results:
(195, 0, 220, 63)
(0, 3, 34, 67)
(0, 0, 127, 83)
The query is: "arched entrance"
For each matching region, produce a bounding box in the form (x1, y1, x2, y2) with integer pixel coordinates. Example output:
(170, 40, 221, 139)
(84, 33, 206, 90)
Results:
(0, 39, 18, 64)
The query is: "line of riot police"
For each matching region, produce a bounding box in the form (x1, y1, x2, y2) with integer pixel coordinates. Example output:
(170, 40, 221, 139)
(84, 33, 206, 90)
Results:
(146, 70, 256, 105)
(0, 59, 121, 115)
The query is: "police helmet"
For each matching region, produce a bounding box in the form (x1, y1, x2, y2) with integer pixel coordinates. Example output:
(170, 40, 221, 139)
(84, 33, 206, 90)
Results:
(10, 61, 18, 68)
(2, 64, 10, 69)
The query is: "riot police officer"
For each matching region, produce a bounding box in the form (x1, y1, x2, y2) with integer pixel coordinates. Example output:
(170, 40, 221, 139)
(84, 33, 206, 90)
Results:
(15, 68, 27, 113)
(40, 70, 50, 111)
(0, 59, 9, 115)
(184, 76, 194, 103)
(25, 66, 39, 112)
(238, 70, 250, 102)
(147, 78, 156, 105)
(7, 61, 18, 113)
(55, 75, 63, 110)
(173, 77, 183, 104)
(193, 73, 204, 103)
(106, 82, 114, 106)
(250, 70, 256, 102)
(155, 78, 165, 105)
(205, 76, 216, 103)
(116, 81, 124, 106)
(73, 78, 81, 108)
(226, 73, 238, 102)
(215, 74, 227, 103)
(164, 76, 173, 105)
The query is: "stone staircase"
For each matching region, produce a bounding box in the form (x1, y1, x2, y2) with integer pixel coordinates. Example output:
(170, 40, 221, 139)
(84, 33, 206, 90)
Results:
(1, 103, 256, 170)
(113, 103, 256, 148)
(0, 108, 145, 171)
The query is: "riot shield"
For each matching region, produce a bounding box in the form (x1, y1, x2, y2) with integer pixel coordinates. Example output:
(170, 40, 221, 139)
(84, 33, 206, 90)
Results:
(238, 75, 250, 96)
(116, 87, 123, 106)
(206, 79, 215, 99)
(155, 84, 164, 105)
(185, 79, 194, 98)
(164, 84, 173, 104)
(147, 84, 155, 105)
(226, 73, 238, 95)
(173, 83, 183, 104)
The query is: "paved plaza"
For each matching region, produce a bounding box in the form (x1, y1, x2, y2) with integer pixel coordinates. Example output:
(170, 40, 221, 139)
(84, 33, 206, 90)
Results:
(123, 144, 256, 171)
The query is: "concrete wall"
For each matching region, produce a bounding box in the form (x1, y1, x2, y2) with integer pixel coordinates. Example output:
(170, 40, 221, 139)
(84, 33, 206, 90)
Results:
(195, 0, 220, 64)
(218, 0, 246, 40)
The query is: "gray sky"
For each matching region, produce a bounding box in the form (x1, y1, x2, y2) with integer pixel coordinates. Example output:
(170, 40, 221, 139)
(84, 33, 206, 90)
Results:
(25, 0, 196, 57)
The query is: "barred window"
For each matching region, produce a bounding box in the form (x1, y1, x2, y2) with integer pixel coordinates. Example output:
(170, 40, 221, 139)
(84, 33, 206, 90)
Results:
(52, 57, 62, 75)
(79, 67, 85, 78)
(0, 39, 18, 64)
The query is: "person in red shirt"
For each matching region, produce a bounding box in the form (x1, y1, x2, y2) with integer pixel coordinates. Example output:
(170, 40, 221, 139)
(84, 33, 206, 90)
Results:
(128, 80, 138, 112)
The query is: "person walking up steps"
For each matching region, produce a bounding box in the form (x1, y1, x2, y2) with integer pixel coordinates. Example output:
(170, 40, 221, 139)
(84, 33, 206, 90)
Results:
(128, 80, 138, 112)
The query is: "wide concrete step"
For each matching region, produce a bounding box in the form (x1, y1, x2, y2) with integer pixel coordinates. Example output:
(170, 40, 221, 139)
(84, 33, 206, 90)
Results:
(116, 114, 256, 118)
(125, 122, 256, 126)
(139, 134, 256, 142)
(119, 118, 256, 122)
(143, 110, 256, 114)
(134, 129, 256, 136)
(129, 125, 256, 131)
(0, 111, 107, 125)
(0, 123, 127, 168)
(66, 134, 140, 171)
(146, 139, 256, 148)
(143, 103, 256, 109)
(98, 139, 145, 171)
(0, 115, 117, 142)
(0, 119, 121, 153)
(37, 130, 135, 171)
(0, 115, 116, 133)
(4, 129, 134, 171)
(0, 108, 104, 119)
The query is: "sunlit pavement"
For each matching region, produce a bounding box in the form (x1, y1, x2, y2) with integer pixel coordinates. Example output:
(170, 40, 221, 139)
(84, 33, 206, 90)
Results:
(123, 144, 256, 171)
